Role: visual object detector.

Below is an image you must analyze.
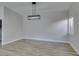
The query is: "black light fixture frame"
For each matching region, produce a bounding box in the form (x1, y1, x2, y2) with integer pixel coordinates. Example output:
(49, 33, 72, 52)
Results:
(32, 2, 36, 4)
(27, 2, 40, 20)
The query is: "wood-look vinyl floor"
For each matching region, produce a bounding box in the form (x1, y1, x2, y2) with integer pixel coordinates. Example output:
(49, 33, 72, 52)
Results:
(0, 39, 78, 56)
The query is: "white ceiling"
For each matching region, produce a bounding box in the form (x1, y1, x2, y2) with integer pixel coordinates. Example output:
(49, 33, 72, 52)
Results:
(0, 2, 72, 16)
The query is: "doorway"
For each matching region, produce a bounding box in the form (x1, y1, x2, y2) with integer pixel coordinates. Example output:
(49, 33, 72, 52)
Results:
(0, 19, 2, 44)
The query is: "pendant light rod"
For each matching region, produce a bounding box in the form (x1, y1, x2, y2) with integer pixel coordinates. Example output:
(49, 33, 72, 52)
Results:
(32, 2, 36, 15)
(27, 2, 40, 20)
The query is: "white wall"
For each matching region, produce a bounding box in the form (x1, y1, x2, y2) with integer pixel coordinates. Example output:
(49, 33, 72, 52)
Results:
(2, 6, 23, 45)
(0, 2, 70, 44)
(0, 5, 4, 19)
(23, 10, 69, 42)
(69, 3, 79, 54)
(0, 3, 70, 45)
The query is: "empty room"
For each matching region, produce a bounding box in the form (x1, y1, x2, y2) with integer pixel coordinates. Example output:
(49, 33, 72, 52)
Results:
(0, 2, 79, 56)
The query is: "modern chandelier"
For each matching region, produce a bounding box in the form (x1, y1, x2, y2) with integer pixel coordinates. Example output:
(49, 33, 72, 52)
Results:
(27, 2, 40, 20)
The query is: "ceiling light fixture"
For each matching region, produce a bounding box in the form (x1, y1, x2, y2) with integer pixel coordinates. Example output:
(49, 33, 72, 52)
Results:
(27, 2, 40, 20)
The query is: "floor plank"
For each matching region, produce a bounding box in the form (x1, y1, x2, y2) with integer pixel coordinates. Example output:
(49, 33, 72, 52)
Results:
(0, 39, 78, 56)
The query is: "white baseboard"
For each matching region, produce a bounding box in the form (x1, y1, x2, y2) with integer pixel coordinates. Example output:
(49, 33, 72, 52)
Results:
(69, 41, 79, 55)
(2, 36, 69, 46)
(22, 37, 69, 44)
(2, 37, 22, 45)
(2, 37, 69, 46)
